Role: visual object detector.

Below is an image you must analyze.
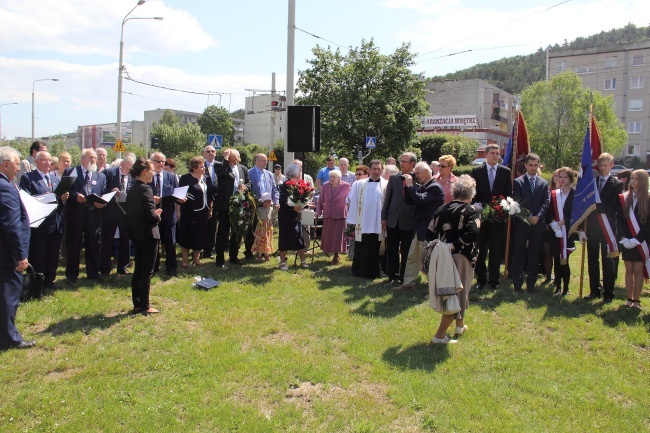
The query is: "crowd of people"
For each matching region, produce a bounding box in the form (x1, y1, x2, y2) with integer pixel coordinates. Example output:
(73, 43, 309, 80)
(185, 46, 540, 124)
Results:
(0, 141, 647, 350)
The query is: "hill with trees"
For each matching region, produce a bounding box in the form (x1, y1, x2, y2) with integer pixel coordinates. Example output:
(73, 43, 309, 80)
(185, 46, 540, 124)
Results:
(431, 23, 650, 94)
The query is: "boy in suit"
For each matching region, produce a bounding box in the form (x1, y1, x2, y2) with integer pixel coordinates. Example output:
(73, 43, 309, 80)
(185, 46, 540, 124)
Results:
(510, 153, 550, 293)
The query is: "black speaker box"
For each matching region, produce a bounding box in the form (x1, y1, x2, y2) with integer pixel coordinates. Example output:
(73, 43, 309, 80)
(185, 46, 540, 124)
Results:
(287, 105, 320, 152)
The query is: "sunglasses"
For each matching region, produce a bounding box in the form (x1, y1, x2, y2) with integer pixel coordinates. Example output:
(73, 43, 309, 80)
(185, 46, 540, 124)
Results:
(439, 165, 450, 168)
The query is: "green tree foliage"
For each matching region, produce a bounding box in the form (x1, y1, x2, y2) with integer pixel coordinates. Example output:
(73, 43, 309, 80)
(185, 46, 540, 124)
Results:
(150, 122, 204, 159)
(521, 72, 627, 170)
(417, 135, 448, 163)
(198, 105, 235, 146)
(296, 39, 429, 161)
(230, 108, 245, 119)
(438, 134, 480, 165)
(159, 109, 181, 127)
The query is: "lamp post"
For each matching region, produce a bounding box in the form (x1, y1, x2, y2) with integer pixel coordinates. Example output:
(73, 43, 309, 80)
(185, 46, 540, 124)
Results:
(0, 103, 17, 143)
(116, 0, 163, 158)
(32, 79, 58, 142)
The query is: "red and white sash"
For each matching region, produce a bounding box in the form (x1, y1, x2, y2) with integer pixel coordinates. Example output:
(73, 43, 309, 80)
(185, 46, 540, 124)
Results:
(594, 181, 619, 258)
(619, 192, 650, 278)
(551, 189, 572, 264)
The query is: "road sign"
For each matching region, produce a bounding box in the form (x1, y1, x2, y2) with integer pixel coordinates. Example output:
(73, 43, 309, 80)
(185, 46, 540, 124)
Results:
(112, 139, 126, 152)
(365, 136, 377, 149)
(208, 134, 223, 149)
(268, 150, 278, 161)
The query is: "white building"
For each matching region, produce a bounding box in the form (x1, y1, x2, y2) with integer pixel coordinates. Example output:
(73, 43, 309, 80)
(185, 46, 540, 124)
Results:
(244, 93, 285, 147)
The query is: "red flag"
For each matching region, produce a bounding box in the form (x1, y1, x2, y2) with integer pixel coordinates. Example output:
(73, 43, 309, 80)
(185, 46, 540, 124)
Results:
(590, 116, 602, 162)
(516, 111, 530, 159)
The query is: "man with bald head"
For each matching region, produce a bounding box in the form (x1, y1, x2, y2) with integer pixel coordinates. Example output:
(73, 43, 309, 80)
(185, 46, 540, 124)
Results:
(63, 148, 107, 284)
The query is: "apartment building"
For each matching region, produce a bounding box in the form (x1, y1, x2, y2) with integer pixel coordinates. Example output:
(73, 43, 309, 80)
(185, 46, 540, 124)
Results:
(548, 41, 650, 163)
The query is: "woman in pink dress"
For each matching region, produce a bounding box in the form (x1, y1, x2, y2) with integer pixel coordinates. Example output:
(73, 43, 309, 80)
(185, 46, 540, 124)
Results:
(434, 155, 458, 204)
(315, 170, 351, 264)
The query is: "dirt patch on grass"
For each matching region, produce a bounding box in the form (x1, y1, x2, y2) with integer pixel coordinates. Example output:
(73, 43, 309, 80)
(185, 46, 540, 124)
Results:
(264, 331, 294, 344)
(45, 367, 81, 382)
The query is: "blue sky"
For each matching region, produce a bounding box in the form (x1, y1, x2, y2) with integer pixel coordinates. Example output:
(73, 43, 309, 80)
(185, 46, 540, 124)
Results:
(1, 0, 648, 139)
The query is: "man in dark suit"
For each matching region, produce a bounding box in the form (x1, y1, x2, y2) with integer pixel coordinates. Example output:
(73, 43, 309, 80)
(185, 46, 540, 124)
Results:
(510, 153, 550, 293)
(381, 152, 417, 283)
(584, 153, 623, 303)
(214, 148, 251, 267)
(202, 145, 221, 259)
(148, 152, 184, 276)
(63, 148, 107, 284)
(100, 153, 135, 276)
(244, 153, 279, 258)
(0, 146, 33, 350)
(470, 143, 512, 290)
(19, 151, 68, 290)
(399, 162, 444, 291)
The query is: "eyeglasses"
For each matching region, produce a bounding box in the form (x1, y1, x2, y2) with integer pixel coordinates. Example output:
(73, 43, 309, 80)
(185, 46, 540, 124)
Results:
(439, 165, 450, 168)
(355, 173, 365, 176)
(152, 159, 165, 164)
(205, 150, 216, 153)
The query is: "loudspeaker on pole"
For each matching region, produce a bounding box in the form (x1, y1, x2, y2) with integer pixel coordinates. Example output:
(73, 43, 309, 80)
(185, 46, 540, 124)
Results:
(287, 105, 320, 152)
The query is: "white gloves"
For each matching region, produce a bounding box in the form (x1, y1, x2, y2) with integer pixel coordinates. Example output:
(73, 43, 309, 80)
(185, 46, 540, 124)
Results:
(620, 237, 641, 249)
(549, 221, 563, 238)
(578, 231, 587, 242)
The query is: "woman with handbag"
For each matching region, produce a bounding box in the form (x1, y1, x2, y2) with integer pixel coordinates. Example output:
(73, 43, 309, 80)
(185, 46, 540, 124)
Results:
(426, 175, 480, 344)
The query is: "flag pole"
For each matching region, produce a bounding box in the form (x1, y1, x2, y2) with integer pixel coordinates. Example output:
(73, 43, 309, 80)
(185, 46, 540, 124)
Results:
(503, 111, 518, 276)
(578, 100, 594, 297)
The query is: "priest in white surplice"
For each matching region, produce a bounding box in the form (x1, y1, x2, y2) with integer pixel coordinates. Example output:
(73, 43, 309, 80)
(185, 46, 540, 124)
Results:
(346, 160, 387, 278)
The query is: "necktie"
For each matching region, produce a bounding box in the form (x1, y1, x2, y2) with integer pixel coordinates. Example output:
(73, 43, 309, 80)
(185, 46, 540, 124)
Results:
(156, 173, 162, 197)
(120, 174, 125, 192)
(598, 176, 605, 193)
(529, 176, 535, 195)
(489, 166, 495, 192)
(44, 175, 52, 192)
(85, 171, 91, 195)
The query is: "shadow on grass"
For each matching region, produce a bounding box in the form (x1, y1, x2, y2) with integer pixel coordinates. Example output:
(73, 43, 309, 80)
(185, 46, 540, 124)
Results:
(382, 343, 451, 371)
(39, 312, 131, 336)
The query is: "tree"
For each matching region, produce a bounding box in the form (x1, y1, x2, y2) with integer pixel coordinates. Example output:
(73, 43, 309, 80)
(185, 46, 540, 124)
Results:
(296, 39, 429, 161)
(159, 109, 181, 127)
(197, 105, 235, 146)
(230, 108, 245, 119)
(439, 135, 480, 165)
(521, 72, 627, 170)
(150, 122, 204, 158)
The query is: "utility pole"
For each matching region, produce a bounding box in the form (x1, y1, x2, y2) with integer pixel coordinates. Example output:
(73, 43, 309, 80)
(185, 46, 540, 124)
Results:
(284, 0, 296, 164)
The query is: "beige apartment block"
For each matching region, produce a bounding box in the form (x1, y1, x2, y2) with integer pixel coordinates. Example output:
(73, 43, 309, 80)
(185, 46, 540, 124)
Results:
(548, 41, 650, 164)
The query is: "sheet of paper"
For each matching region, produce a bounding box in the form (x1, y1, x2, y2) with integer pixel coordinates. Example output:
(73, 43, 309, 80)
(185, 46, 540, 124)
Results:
(19, 190, 57, 228)
(172, 185, 189, 200)
(35, 193, 57, 204)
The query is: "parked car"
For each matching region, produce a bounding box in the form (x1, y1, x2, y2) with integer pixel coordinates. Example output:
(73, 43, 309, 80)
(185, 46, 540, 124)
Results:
(471, 158, 486, 166)
(610, 165, 628, 175)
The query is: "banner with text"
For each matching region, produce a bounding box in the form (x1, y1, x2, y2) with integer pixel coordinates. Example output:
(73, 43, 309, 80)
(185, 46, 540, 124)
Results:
(421, 115, 478, 129)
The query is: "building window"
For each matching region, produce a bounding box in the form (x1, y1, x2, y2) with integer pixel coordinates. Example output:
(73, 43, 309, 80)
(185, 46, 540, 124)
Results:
(604, 56, 618, 69)
(630, 77, 644, 89)
(628, 121, 642, 133)
(632, 54, 645, 66)
(604, 78, 616, 90)
(627, 144, 640, 156)
(576, 67, 595, 74)
(629, 100, 643, 111)
(555, 61, 566, 73)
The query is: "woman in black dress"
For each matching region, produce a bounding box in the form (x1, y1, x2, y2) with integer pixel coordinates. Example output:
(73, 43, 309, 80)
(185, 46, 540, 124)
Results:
(178, 156, 211, 268)
(426, 175, 480, 344)
(126, 157, 162, 315)
(618, 169, 650, 309)
(277, 163, 308, 270)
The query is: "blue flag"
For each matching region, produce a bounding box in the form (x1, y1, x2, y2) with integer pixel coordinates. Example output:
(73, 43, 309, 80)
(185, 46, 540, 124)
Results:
(502, 124, 514, 168)
(569, 126, 597, 235)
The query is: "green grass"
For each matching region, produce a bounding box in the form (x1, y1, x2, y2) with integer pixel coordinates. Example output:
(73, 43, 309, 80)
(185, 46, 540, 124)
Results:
(1, 246, 649, 432)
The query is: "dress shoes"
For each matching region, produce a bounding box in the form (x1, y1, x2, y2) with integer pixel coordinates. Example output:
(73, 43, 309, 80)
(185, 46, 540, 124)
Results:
(15, 340, 36, 349)
(526, 287, 536, 294)
(602, 298, 613, 304)
(166, 270, 177, 277)
(215, 263, 226, 269)
(393, 283, 416, 292)
(489, 283, 500, 291)
(474, 282, 486, 291)
(584, 292, 601, 300)
(514, 287, 523, 294)
(229, 259, 242, 266)
(243, 252, 255, 259)
(141, 307, 160, 315)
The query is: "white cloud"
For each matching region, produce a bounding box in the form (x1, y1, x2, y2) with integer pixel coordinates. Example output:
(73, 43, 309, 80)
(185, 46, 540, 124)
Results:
(0, 0, 218, 57)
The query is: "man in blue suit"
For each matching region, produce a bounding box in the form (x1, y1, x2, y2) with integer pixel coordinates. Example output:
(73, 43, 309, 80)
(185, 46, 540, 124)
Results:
(100, 153, 135, 276)
(63, 148, 107, 284)
(0, 147, 33, 350)
(244, 153, 279, 258)
(19, 151, 68, 290)
(510, 153, 550, 293)
(149, 152, 184, 276)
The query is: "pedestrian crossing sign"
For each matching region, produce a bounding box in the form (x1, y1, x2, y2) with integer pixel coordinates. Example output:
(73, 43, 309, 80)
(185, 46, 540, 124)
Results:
(208, 134, 223, 148)
(365, 136, 377, 149)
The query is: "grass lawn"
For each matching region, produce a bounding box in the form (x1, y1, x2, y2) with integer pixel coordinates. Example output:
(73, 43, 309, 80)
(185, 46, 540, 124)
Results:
(1, 244, 649, 432)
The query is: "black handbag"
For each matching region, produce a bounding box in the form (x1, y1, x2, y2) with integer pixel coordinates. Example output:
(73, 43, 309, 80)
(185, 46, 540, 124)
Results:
(21, 264, 45, 302)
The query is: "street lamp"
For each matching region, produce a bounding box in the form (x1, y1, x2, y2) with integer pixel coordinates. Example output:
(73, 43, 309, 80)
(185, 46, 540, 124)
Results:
(32, 79, 58, 142)
(116, 0, 163, 157)
(0, 102, 18, 143)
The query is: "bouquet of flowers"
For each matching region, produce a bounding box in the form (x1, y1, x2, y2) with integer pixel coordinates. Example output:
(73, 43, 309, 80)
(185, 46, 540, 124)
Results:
(284, 178, 314, 209)
(229, 190, 257, 238)
(481, 195, 530, 225)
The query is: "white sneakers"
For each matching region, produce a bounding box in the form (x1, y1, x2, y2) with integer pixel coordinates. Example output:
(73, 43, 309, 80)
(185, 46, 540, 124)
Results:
(454, 325, 468, 336)
(432, 336, 458, 344)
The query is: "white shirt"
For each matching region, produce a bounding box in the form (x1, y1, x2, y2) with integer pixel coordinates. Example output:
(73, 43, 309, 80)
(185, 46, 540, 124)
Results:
(346, 178, 386, 236)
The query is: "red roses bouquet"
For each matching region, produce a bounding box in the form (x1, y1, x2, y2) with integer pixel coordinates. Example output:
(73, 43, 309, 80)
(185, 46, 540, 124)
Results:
(284, 179, 314, 209)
